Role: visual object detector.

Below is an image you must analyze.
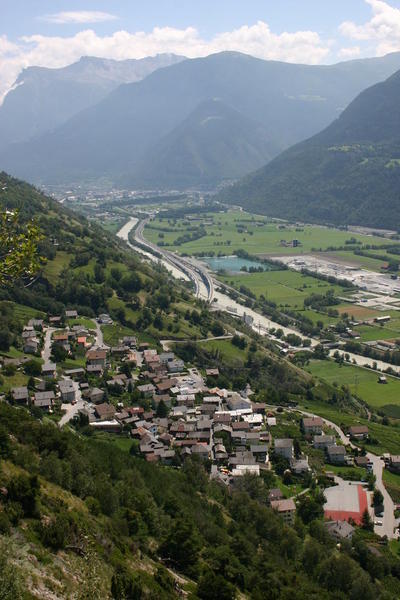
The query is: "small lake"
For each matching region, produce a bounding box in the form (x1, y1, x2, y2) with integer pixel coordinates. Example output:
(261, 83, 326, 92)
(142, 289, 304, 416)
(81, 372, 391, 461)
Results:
(203, 255, 272, 274)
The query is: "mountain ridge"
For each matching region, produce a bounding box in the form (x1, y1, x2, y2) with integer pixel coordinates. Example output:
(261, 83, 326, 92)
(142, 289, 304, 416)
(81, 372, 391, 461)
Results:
(4, 50, 400, 187)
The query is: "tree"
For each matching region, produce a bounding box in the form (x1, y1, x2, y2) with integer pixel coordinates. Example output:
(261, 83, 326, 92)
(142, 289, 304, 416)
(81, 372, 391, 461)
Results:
(23, 359, 42, 377)
(159, 517, 202, 574)
(156, 400, 168, 418)
(111, 566, 143, 600)
(197, 570, 236, 600)
(361, 508, 374, 531)
(0, 424, 11, 459)
(373, 489, 384, 508)
(0, 209, 43, 286)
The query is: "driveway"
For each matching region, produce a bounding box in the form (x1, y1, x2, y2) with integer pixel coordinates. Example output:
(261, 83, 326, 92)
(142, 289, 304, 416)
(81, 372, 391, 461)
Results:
(59, 379, 84, 428)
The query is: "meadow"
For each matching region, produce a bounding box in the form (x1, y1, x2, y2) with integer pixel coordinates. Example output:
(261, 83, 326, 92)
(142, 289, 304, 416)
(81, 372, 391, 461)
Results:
(218, 269, 345, 309)
(306, 359, 400, 414)
(144, 210, 397, 257)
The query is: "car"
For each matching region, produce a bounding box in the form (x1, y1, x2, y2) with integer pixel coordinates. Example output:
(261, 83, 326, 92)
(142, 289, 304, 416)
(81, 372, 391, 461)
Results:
(374, 520, 383, 526)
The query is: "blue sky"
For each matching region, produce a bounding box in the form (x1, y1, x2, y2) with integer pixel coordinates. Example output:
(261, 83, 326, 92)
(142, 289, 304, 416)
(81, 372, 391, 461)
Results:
(2, 0, 399, 40)
(1, 0, 400, 100)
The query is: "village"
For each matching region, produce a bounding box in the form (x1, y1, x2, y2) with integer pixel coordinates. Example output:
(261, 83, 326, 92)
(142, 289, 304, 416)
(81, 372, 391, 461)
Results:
(1, 309, 400, 541)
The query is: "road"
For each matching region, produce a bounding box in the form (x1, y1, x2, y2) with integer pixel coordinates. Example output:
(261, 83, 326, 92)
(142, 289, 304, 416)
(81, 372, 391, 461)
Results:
(41, 327, 55, 363)
(294, 407, 398, 539)
(93, 320, 108, 350)
(134, 218, 212, 301)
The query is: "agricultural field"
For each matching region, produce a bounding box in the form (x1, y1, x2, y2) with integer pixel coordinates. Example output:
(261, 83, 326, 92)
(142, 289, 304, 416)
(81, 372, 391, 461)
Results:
(325, 251, 391, 272)
(383, 469, 400, 503)
(144, 209, 398, 257)
(306, 359, 400, 415)
(218, 269, 345, 310)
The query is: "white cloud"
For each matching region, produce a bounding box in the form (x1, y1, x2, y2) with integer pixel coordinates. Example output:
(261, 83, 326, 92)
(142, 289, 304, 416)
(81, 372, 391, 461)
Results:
(338, 46, 361, 59)
(340, 0, 400, 55)
(41, 11, 118, 24)
(0, 21, 331, 103)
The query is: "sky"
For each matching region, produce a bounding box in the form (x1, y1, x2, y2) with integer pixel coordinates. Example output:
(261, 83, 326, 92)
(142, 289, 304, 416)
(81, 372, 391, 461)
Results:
(1, 0, 400, 101)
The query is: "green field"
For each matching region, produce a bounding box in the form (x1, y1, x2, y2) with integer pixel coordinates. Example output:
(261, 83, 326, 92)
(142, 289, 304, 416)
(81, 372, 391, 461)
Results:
(383, 469, 400, 503)
(197, 338, 247, 362)
(219, 269, 344, 309)
(327, 250, 391, 272)
(144, 210, 396, 257)
(306, 359, 400, 413)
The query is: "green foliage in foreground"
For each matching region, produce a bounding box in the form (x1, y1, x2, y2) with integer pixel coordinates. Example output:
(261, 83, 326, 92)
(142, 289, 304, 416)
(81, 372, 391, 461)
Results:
(1, 404, 400, 599)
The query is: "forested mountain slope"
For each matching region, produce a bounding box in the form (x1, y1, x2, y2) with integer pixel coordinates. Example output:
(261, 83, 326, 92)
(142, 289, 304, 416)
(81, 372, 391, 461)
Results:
(219, 69, 400, 229)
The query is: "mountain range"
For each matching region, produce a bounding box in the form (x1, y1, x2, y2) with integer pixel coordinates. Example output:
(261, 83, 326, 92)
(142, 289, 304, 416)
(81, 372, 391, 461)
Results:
(220, 68, 400, 230)
(0, 54, 184, 151)
(3, 51, 400, 188)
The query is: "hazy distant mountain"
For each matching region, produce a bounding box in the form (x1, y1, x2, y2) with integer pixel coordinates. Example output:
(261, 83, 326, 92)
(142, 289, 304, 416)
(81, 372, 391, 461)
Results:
(3, 50, 400, 187)
(0, 54, 184, 150)
(125, 98, 279, 188)
(219, 69, 400, 229)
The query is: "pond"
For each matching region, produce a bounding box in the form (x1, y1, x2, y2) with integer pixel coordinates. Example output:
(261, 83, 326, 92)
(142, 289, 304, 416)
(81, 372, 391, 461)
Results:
(202, 255, 273, 274)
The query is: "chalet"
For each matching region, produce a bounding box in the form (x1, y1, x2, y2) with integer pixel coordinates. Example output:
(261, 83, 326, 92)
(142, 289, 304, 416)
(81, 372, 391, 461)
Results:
(86, 364, 103, 375)
(354, 456, 369, 468)
(33, 391, 55, 411)
(111, 346, 129, 356)
(250, 445, 269, 463)
(313, 435, 336, 450)
(270, 498, 296, 524)
(327, 445, 346, 465)
(167, 359, 184, 373)
(268, 488, 283, 503)
(28, 319, 44, 330)
(89, 388, 105, 404)
(42, 362, 57, 378)
(65, 368, 85, 380)
(95, 403, 116, 421)
(206, 368, 219, 377)
(122, 336, 137, 348)
(90, 420, 122, 433)
(348, 425, 369, 440)
(274, 438, 294, 460)
(98, 313, 113, 324)
(159, 352, 175, 364)
(214, 443, 228, 461)
(389, 455, 400, 473)
(86, 350, 107, 367)
(290, 456, 310, 474)
(49, 316, 62, 326)
(11, 386, 29, 404)
(302, 417, 323, 435)
(24, 338, 39, 354)
(190, 444, 210, 460)
(156, 380, 175, 393)
(22, 328, 36, 339)
(227, 395, 252, 411)
(59, 380, 76, 403)
(65, 310, 78, 319)
(137, 384, 156, 397)
(325, 520, 354, 542)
